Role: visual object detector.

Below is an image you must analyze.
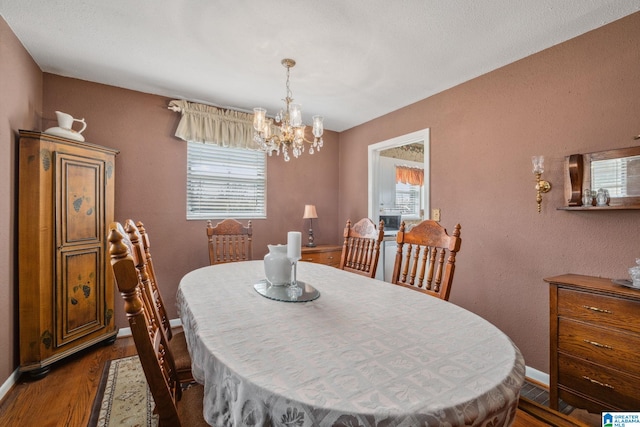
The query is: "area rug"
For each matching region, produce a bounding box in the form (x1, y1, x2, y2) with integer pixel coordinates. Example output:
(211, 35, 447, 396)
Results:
(88, 355, 158, 427)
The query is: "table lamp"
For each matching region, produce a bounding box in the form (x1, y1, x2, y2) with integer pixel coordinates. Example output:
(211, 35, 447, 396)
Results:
(302, 204, 318, 247)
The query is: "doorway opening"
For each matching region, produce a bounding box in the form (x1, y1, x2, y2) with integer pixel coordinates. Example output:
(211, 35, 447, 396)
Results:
(367, 128, 430, 225)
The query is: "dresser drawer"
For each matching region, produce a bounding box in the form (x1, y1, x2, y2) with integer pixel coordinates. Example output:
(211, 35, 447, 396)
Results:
(557, 287, 640, 334)
(301, 251, 340, 267)
(558, 318, 640, 377)
(558, 353, 640, 410)
(301, 246, 342, 267)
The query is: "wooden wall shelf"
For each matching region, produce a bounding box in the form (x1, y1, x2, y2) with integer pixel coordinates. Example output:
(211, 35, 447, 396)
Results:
(562, 146, 640, 210)
(558, 205, 640, 211)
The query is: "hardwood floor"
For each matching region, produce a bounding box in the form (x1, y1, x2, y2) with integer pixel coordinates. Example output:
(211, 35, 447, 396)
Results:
(0, 335, 592, 427)
(0, 336, 136, 427)
(514, 397, 593, 427)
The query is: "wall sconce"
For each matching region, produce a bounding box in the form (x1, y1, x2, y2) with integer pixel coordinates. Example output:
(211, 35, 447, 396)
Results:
(302, 205, 318, 247)
(532, 155, 552, 213)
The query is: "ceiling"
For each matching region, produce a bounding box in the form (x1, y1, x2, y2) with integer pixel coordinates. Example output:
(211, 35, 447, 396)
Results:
(2, 1, 638, 132)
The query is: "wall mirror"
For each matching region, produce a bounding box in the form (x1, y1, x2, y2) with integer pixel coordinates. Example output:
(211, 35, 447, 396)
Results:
(564, 146, 640, 209)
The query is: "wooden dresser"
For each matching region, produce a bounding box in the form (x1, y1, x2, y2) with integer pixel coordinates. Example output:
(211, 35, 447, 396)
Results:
(545, 274, 640, 412)
(301, 244, 342, 267)
(18, 130, 119, 378)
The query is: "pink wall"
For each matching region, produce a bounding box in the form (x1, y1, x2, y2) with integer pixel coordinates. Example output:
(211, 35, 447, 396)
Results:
(339, 12, 640, 372)
(0, 17, 43, 383)
(41, 75, 340, 328)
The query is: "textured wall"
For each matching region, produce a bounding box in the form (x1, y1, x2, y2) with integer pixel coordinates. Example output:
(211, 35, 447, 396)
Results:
(0, 17, 43, 383)
(338, 12, 640, 372)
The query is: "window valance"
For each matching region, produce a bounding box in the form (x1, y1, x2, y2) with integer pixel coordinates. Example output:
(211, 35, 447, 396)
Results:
(168, 99, 256, 149)
(396, 165, 424, 186)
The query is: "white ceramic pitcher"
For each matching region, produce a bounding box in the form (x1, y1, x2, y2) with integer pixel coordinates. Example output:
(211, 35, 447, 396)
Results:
(264, 244, 291, 286)
(56, 111, 87, 134)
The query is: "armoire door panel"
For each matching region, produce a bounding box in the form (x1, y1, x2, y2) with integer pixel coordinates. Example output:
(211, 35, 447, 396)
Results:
(56, 247, 105, 346)
(55, 153, 104, 246)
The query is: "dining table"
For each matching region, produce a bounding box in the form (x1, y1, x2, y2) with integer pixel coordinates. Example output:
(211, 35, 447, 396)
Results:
(177, 260, 525, 427)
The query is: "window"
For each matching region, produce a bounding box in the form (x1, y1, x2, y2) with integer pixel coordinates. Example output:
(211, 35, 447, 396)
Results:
(395, 182, 422, 217)
(187, 142, 266, 220)
(395, 165, 424, 219)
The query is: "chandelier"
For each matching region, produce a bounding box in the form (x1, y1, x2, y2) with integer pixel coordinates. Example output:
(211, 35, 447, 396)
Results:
(253, 58, 324, 161)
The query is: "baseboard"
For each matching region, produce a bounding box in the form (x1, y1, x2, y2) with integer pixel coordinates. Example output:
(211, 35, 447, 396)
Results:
(116, 318, 183, 338)
(526, 366, 550, 387)
(0, 367, 21, 404)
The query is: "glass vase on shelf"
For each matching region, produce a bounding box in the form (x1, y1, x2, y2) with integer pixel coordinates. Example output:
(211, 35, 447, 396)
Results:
(629, 258, 640, 288)
(582, 188, 594, 207)
(596, 188, 609, 206)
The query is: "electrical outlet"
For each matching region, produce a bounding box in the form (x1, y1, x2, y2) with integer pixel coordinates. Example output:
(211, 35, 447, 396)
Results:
(432, 208, 441, 222)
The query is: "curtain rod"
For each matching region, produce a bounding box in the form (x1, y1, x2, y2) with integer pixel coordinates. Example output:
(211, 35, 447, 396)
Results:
(167, 99, 253, 115)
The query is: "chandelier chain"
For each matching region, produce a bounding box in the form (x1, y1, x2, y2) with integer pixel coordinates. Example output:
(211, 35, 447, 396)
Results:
(285, 64, 292, 105)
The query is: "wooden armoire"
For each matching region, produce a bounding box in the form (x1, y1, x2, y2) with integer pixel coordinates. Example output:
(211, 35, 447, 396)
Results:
(18, 130, 119, 378)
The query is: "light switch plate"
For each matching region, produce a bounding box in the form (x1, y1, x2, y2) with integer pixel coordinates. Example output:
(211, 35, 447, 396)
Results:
(432, 208, 441, 222)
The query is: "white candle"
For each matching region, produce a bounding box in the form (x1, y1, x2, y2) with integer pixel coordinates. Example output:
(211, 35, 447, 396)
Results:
(287, 231, 301, 260)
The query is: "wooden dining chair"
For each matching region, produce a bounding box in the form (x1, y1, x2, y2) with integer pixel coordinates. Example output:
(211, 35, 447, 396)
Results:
(339, 218, 384, 278)
(391, 220, 462, 300)
(123, 219, 193, 384)
(206, 218, 253, 265)
(107, 223, 207, 427)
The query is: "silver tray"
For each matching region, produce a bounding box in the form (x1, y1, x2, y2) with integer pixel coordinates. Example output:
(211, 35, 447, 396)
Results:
(254, 279, 320, 302)
(611, 279, 640, 290)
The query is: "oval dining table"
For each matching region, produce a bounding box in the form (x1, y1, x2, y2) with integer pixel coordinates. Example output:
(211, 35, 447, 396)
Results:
(177, 260, 525, 427)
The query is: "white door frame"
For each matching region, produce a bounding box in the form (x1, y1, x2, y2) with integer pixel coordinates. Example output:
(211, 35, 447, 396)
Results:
(367, 128, 430, 222)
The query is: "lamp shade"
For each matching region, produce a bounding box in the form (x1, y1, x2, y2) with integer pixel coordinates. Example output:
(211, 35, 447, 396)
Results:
(303, 205, 318, 219)
(532, 155, 544, 174)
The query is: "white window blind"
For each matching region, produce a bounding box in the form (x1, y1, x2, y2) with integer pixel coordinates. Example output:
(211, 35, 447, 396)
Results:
(395, 182, 422, 218)
(187, 142, 266, 220)
(590, 156, 640, 198)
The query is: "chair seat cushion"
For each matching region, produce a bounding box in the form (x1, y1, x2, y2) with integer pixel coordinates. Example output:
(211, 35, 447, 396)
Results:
(178, 383, 208, 426)
(169, 331, 193, 382)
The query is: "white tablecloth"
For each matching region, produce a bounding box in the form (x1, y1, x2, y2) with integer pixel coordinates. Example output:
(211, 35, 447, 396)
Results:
(177, 260, 524, 427)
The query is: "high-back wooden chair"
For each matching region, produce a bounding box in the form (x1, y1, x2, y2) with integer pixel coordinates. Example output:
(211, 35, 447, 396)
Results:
(339, 218, 384, 278)
(123, 219, 193, 383)
(391, 220, 462, 301)
(107, 223, 207, 427)
(206, 219, 253, 265)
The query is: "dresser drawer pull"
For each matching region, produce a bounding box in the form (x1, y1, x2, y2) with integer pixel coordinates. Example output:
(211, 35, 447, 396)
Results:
(583, 339, 613, 350)
(582, 376, 614, 389)
(581, 305, 612, 314)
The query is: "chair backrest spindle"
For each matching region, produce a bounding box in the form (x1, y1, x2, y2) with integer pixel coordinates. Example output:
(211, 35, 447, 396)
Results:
(206, 219, 253, 265)
(339, 218, 384, 278)
(392, 220, 461, 300)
